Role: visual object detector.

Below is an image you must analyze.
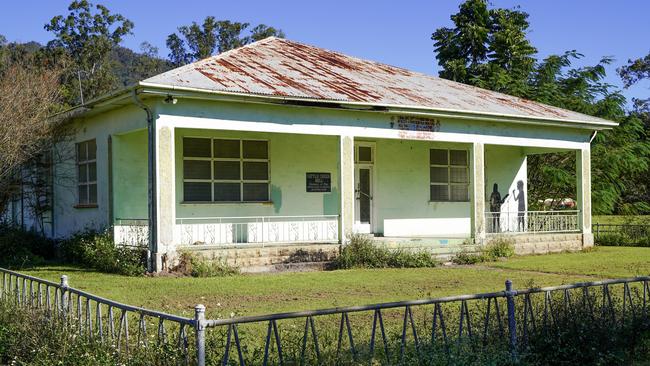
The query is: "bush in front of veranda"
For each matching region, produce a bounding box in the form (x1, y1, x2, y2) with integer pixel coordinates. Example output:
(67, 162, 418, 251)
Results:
(452, 236, 515, 265)
(333, 234, 438, 269)
(171, 250, 239, 277)
(59, 230, 147, 276)
(0, 223, 56, 267)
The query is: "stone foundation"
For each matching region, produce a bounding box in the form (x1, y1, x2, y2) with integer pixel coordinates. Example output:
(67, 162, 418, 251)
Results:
(168, 233, 588, 273)
(488, 233, 585, 255)
(179, 243, 340, 273)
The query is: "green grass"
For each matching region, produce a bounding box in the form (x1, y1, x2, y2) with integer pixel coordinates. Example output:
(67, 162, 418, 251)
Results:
(593, 215, 650, 225)
(18, 247, 650, 319)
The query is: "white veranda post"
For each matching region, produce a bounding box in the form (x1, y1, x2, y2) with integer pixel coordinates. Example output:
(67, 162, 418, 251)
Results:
(576, 146, 593, 247)
(471, 142, 486, 244)
(339, 135, 355, 243)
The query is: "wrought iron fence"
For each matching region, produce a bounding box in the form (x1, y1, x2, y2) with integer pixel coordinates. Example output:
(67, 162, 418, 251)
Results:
(2, 266, 649, 365)
(175, 215, 340, 246)
(0, 267, 197, 364)
(594, 223, 650, 244)
(485, 210, 580, 234)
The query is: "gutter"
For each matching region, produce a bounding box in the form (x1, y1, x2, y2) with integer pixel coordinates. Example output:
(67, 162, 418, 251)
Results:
(131, 89, 158, 272)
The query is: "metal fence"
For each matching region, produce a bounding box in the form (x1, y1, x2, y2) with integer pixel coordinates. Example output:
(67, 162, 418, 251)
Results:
(594, 223, 650, 244)
(2, 266, 649, 365)
(0, 267, 198, 363)
(485, 210, 580, 234)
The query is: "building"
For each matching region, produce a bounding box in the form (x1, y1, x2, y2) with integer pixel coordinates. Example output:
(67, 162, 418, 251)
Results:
(4, 37, 617, 271)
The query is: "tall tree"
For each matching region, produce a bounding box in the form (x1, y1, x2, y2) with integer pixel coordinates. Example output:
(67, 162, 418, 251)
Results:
(618, 52, 650, 213)
(432, 0, 650, 214)
(620, 52, 650, 116)
(432, 1, 536, 96)
(44, 0, 133, 105)
(166, 17, 285, 66)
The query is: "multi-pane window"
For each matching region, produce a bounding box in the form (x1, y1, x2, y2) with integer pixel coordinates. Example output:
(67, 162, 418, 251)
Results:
(183, 138, 270, 202)
(77, 139, 97, 205)
(429, 148, 469, 202)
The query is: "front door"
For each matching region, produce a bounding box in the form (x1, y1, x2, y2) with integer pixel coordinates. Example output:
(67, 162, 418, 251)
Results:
(354, 143, 374, 234)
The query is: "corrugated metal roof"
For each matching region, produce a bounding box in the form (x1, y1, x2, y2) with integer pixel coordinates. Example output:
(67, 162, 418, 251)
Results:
(145, 37, 613, 126)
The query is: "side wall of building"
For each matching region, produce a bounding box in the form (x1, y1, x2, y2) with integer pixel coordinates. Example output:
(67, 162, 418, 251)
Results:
(51, 104, 147, 238)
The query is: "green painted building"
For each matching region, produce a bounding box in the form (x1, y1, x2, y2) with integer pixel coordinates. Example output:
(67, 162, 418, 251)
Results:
(7, 38, 617, 271)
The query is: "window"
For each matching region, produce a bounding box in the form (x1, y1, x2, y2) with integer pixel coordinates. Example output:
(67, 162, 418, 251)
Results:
(430, 148, 469, 202)
(183, 138, 270, 202)
(77, 139, 97, 206)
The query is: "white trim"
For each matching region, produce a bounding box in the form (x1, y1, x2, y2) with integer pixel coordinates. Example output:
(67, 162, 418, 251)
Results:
(159, 114, 590, 150)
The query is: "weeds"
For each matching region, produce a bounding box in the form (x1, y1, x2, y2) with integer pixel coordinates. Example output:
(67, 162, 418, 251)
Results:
(452, 236, 515, 265)
(171, 250, 239, 277)
(334, 234, 437, 269)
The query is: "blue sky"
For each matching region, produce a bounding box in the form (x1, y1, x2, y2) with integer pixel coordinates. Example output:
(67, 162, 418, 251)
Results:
(2, 0, 648, 108)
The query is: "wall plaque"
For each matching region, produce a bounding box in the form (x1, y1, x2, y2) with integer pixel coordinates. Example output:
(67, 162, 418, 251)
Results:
(306, 172, 331, 192)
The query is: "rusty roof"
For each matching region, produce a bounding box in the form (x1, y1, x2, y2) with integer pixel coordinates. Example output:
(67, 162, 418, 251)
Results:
(144, 37, 614, 126)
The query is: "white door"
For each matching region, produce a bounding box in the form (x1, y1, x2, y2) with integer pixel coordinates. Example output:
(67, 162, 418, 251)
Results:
(354, 143, 374, 234)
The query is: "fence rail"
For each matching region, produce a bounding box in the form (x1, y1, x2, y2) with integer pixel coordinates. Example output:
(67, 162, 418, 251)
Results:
(594, 223, 650, 243)
(2, 266, 649, 365)
(485, 210, 580, 234)
(0, 267, 196, 363)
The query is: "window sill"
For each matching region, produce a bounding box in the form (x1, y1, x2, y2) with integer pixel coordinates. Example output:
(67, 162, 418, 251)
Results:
(181, 201, 274, 205)
(74, 204, 98, 209)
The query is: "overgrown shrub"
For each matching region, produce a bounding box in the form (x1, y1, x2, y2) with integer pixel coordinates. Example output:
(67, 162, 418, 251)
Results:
(452, 237, 515, 265)
(451, 248, 485, 265)
(171, 250, 239, 277)
(334, 234, 437, 269)
(0, 223, 56, 267)
(483, 236, 516, 259)
(60, 230, 147, 276)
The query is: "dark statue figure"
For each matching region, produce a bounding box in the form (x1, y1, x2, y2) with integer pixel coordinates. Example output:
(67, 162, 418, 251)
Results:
(489, 183, 508, 232)
(513, 180, 526, 232)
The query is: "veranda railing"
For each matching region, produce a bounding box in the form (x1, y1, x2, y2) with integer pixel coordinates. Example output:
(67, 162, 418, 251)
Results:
(485, 210, 580, 234)
(2, 267, 649, 365)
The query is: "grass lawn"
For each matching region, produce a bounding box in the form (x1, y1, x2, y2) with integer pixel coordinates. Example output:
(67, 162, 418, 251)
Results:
(593, 215, 650, 225)
(18, 247, 650, 319)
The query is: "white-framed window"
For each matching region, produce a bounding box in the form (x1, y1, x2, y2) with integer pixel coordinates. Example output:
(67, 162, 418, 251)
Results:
(183, 137, 270, 202)
(76, 139, 97, 206)
(429, 148, 469, 202)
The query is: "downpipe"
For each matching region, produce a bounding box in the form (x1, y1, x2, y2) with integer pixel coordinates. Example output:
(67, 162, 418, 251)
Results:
(132, 89, 158, 273)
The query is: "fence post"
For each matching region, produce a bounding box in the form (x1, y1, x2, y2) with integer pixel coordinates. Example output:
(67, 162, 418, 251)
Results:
(194, 304, 206, 366)
(505, 279, 518, 361)
(60, 275, 69, 318)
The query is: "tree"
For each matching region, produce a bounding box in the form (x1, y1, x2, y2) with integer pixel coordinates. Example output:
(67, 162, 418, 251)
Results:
(44, 0, 134, 105)
(166, 17, 285, 66)
(111, 42, 172, 85)
(432, 0, 536, 96)
(0, 63, 65, 222)
(432, 0, 650, 214)
(618, 52, 650, 213)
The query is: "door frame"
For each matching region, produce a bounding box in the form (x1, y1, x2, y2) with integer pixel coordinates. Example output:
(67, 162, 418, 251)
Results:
(354, 141, 376, 234)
